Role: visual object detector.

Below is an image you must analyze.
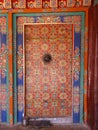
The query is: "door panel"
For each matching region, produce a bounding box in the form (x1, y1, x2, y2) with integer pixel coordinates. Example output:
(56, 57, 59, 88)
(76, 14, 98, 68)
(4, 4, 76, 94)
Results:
(25, 24, 73, 118)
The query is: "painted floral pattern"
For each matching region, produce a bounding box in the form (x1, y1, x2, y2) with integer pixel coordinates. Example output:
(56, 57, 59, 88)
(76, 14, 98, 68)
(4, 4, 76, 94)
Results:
(0, 16, 8, 123)
(25, 24, 73, 117)
(0, 0, 91, 9)
(73, 47, 80, 81)
(17, 45, 23, 79)
(0, 44, 7, 78)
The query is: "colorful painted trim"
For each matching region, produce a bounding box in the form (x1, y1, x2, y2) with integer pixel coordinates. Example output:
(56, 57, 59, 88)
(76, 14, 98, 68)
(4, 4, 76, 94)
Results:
(0, 14, 9, 124)
(0, 0, 91, 9)
(13, 12, 85, 124)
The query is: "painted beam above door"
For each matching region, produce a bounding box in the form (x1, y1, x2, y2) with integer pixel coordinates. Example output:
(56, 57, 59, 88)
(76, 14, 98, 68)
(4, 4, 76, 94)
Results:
(0, 0, 91, 9)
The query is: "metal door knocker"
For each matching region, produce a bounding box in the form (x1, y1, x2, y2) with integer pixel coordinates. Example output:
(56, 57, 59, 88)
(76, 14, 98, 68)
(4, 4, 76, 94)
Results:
(43, 53, 52, 64)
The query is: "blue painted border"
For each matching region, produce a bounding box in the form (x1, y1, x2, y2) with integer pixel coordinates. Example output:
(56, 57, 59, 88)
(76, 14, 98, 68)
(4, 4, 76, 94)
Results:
(0, 14, 9, 124)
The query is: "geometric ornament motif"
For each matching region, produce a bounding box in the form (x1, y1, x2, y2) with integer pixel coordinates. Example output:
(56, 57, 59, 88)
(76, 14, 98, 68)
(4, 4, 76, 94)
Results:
(25, 24, 73, 118)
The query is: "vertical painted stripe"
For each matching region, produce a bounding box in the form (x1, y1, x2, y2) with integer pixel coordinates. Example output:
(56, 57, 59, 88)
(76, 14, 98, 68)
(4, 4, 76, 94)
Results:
(80, 13, 85, 123)
(1, 111, 7, 122)
(6, 14, 10, 124)
(13, 14, 17, 124)
(83, 10, 88, 123)
(8, 13, 13, 125)
(73, 32, 81, 123)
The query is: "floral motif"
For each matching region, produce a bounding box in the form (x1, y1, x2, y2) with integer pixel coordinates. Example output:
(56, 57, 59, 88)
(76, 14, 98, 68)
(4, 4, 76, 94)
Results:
(43, 93, 50, 100)
(73, 94, 80, 105)
(13, 1, 19, 8)
(0, 0, 91, 9)
(17, 45, 23, 79)
(59, 92, 67, 99)
(59, 0, 67, 8)
(74, 105, 79, 113)
(74, 0, 82, 7)
(0, 44, 7, 78)
(4, 0, 11, 8)
(43, 0, 50, 8)
(27, 1, 36, 8)
(58, 43, 66, 50)
(73, 47, 80, 81)
(50, 0, 58, 7)
(0, 17, 6, 34)
(73, 86, 80, 93)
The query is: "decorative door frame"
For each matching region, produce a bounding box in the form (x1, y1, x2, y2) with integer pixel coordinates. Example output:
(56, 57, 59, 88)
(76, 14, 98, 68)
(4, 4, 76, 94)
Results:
(13, 11, 88, 124)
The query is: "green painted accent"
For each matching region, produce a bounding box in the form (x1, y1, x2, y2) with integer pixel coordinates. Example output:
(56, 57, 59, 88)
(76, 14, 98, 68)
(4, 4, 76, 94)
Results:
(13, 12, 85, 17)
(0, 14, 8, 16)
(6, 14, 10, 124)
(80, 12, 85, 124)
(13, 12, 85, 124)
(13, 15, 18, 124)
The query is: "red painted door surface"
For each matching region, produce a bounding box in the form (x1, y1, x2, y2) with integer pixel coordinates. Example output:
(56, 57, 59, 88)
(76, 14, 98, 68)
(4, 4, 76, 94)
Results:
(25, 24, 73, 118)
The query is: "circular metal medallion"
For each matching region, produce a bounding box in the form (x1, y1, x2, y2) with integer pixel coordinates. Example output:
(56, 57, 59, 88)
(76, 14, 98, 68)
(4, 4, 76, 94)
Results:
(43, 53, 52, 64)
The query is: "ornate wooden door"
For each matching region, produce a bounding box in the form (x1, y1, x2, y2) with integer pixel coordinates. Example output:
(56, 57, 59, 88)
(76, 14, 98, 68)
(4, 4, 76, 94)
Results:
(25, 24, 73, 119)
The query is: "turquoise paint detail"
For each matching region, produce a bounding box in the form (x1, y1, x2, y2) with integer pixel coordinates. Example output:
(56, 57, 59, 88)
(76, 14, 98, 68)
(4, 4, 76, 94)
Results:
(13, 12, 84, 17)
(13, 15, 18, 124)
(13, 12, 85, 124)
(6, 14, 10, 124)
(0, 14, 7, 16)
(80, 13, 85, 124)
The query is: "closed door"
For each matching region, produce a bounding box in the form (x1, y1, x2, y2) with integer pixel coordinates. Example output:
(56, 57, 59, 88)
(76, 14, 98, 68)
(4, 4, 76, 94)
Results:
(24, 24, 73, 119)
